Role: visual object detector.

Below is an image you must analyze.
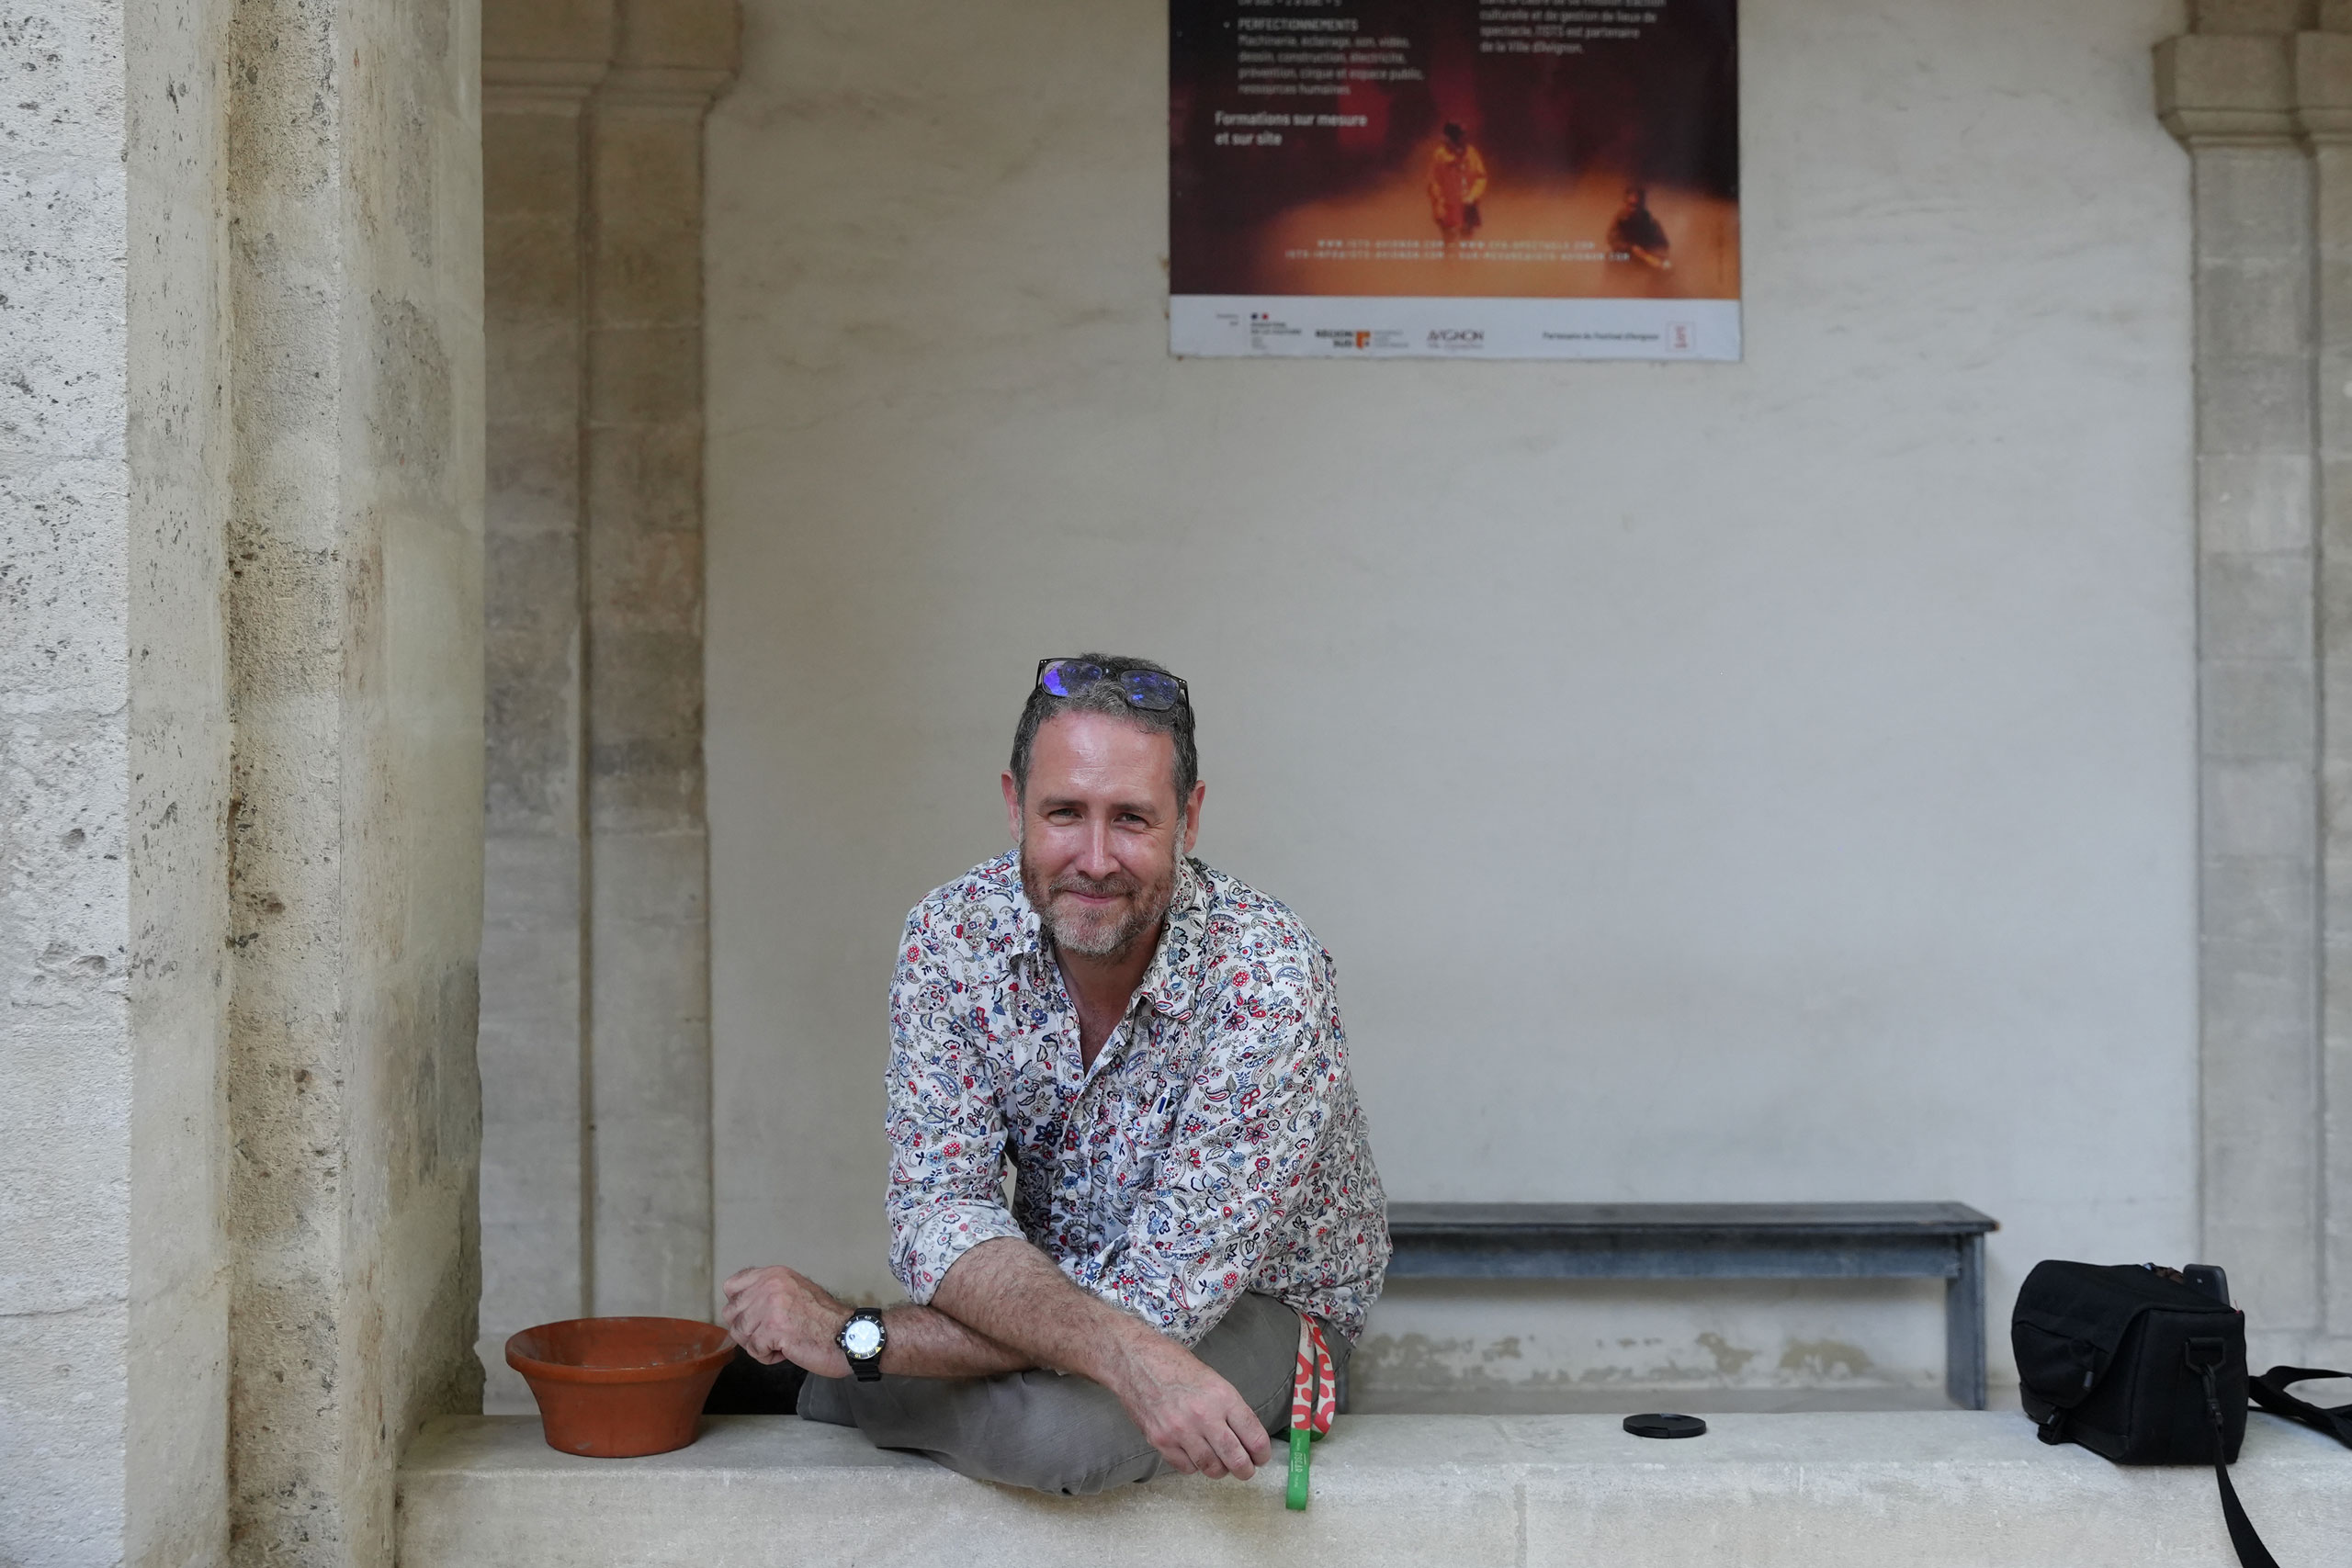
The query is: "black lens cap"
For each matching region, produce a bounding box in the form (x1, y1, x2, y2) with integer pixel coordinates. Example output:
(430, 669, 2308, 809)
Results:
(1623, 1413, 1707, 1439)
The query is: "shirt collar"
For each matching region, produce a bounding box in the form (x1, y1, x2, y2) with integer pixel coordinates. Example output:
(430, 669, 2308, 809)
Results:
(1138, 857, 1211, 1020)
(1012, 854, 1212, 1021)
(1010, 855, 1046, 957)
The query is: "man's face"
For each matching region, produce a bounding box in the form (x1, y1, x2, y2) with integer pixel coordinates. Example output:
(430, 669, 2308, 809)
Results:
(1002, 711, 1205, 963)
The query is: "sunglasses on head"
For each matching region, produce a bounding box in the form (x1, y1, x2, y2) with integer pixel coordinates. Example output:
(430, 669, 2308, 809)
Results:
(1035, 658, 1190, 713)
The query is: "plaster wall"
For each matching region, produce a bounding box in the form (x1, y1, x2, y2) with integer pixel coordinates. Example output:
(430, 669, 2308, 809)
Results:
(705, 0, 2199, 1396)
(1, 1, 232, 1562)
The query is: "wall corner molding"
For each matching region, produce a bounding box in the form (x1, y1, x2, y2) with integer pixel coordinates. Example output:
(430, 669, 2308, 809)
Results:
(597, 65, 739, 110)
(483, 56, 611, 110)
(2158, 34, 2300, 146)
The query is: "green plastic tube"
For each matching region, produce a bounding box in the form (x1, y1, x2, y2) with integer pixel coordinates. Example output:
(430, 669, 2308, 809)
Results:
(1285, 1427, 1312, 1510)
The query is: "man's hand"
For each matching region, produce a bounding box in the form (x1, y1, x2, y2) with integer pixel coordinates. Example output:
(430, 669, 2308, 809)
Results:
(1105, 1332, 1273, 1481)
(929, 1236, 1274, 1482)
(720, 1265, 852, 1375)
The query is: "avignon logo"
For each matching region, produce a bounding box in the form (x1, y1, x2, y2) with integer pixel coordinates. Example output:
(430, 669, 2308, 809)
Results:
(1428, 328, 1485, 347)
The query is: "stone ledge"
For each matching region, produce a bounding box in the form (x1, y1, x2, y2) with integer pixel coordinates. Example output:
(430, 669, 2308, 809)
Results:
(398, 1412, 2350, 1566)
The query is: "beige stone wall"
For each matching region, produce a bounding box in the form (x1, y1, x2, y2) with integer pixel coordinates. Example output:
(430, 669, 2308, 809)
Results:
(4, 0, 487, 1562)
(2, 0, 235, 1562)
(124, 1, 237, 1556)
(224, 0, 487, 1560)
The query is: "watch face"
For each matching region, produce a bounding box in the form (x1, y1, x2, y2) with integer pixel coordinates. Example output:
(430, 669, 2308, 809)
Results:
(841, 1316, 885, 1359)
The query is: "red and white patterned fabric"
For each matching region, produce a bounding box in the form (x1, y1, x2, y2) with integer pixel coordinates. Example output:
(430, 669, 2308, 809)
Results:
(1291, 1317, 1336, 1437)
(885, 852, 1391, 1347)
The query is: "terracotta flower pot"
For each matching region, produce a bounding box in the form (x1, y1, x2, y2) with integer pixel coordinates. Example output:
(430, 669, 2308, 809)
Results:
(506, 1316, 737, 1457)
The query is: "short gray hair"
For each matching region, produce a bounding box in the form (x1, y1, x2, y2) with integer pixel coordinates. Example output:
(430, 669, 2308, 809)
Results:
(1009, 654, 1198, 807)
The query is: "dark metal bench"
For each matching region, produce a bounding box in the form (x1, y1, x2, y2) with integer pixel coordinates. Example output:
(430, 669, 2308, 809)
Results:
(1373, 1201, 1999, 1409)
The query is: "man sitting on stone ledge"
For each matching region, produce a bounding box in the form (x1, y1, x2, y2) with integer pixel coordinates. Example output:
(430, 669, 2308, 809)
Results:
(713, 654, 1390, 1495)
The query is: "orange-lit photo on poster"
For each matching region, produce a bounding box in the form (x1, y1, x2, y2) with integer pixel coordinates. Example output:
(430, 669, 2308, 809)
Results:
(1170, 0, 1740, 360)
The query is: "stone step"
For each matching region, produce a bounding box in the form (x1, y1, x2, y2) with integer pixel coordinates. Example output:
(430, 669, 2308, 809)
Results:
(399, 1411, 2350, 1567)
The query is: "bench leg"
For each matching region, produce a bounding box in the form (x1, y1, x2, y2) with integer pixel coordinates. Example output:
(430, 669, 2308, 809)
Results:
(1945, 1233, 1987, 1410)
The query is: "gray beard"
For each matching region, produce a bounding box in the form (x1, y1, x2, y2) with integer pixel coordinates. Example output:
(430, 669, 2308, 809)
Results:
(1019, 843, 1177, 963)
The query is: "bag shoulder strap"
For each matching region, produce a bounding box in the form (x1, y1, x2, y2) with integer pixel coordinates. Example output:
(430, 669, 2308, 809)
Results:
(2251, 1366, 2352, 1448)
(2188, 1338, 2281, 1568)
(2211, 1458, 2281, 1568)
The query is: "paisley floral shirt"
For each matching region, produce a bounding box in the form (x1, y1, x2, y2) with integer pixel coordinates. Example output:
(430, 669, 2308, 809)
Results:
(885, 852, 1390, 1346)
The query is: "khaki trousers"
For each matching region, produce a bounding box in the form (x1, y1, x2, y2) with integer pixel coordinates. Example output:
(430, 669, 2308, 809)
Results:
(797, 1292, 1347, 1495)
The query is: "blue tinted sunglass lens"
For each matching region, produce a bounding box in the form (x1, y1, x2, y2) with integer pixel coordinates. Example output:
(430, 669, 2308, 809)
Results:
(1122, 671, 1182, 710)
(1040, 660, 1108, 697)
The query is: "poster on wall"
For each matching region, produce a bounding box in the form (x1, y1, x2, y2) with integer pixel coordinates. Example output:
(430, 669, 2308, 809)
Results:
(1169, 0, 1740, 361)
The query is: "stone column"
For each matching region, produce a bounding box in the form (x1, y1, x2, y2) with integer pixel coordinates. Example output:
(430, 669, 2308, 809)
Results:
(2301, 25, 2352, 1371)
(223, 0, 487, 1562)
(476, 0, 734, 1403)
(479, 6, 609, 1411)
(2161, 0, 2352, 1369)
(1, 2, 234, 1563)
(582, 18, 736, 1322)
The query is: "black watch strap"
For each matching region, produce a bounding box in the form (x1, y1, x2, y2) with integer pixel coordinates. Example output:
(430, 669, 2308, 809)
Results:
(839, 1307, 887, 1382)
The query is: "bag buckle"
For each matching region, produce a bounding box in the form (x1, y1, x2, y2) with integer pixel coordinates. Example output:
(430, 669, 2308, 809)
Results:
(2031, 1404, 2069, 1445)
(2185, 1337, 2231, 1439)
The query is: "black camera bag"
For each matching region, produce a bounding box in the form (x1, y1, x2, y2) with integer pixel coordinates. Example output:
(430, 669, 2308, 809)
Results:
(2014, 1258, 2352, 1568)
(2013, 1259, 2247, 1464)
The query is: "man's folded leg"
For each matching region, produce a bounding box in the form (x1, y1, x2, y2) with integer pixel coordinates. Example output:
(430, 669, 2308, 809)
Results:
(797, 1292, 1340, 1496)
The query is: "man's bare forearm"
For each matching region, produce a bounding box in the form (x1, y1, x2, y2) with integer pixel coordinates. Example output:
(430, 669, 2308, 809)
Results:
(718, 1262, 1028, 1379)
(929, 1236, 1169, 1390)
(854, 1239, 1162, 1382)
(873, 1302, 1032, 1378)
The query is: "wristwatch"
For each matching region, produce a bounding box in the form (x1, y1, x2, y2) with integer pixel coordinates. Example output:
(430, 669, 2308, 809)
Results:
(837, 1308, 887, 1382)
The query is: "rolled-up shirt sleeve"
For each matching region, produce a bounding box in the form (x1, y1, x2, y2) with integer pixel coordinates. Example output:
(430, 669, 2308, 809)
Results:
(884, 908, 1024, 1303)
(1082, 947, 1345, 1345)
